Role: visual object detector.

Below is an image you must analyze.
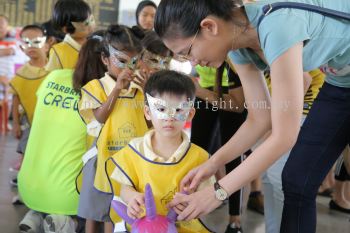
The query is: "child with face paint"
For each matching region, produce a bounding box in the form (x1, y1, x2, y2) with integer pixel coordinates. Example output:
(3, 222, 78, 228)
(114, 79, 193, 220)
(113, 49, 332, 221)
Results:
(140, 31, 172, 74)
(78, 24, 149, 232)
(46, 0, 95, 71)
(107, 70, 213, 233)
(9, 25, 48, 178)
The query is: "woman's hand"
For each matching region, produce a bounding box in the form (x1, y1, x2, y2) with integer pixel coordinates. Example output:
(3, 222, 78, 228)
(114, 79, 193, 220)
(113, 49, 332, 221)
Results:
(180, 159, 218, 192)
(169, 186, 222, 221)
(127, 192, 145, 219)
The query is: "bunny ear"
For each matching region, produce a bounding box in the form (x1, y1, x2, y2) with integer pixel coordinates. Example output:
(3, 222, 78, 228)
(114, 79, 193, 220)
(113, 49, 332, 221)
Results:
(111, 200, 135, 225)
(145, 183, 157, 220)
(166, 208, 178, 223)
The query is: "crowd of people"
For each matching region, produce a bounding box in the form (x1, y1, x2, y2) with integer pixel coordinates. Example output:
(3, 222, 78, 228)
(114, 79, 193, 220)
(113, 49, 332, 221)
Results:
(0, 0, 349, 233)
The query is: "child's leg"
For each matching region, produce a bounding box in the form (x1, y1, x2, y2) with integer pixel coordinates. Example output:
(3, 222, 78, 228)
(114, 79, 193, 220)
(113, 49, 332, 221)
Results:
(225, 157, 243, 229)
(104, 222, 113, 233)
(85, 219, 100, 233)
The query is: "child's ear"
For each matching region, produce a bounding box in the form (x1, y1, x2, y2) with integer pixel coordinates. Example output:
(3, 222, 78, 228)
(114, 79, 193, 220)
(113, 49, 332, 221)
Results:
(62, 26, 68, 34)
(144, 105, 152, 121)
(186, 107, 196, 122)
(101, 54, 109, 67)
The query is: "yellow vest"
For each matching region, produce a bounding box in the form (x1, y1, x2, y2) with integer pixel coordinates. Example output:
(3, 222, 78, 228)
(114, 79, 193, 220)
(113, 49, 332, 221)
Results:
(82, 79, 148, 193)
(303, 69, 325, 115)
(109, 144, 213, 233)
(264, 69, 325, 115)
(51, 42, 79, 69)
(10, 63, 48, 124)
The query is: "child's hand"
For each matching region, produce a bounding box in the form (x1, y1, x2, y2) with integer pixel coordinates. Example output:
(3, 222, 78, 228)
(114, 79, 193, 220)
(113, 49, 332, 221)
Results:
(133, 69, 150, 90)
(115, 69, 134, 90)
(0, 76, 9, 85)
(127, 192, 145, 219)
(12, 123, 21, 139)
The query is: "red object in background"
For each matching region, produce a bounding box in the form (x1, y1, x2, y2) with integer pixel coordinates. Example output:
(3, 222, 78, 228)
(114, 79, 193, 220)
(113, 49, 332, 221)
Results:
(184, 121, 191, 129)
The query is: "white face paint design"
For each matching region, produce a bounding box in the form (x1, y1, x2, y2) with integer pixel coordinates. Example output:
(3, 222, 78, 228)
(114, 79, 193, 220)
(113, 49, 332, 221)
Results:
(146, 93, 192, 122)
(20, 36, 46, 49)
(108, 45, 139, 70)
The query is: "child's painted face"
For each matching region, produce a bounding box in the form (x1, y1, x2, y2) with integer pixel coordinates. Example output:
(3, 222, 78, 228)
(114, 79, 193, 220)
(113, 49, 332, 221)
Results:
(20, 29, 48, 59)
(103, 44, 140, 78)
(71, 14, 96, 39)
(145, 93, 195, 138)
(141, 50, 171, 72)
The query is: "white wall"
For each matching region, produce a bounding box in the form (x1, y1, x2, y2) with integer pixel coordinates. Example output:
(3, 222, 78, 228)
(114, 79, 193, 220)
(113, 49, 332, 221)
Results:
(118, 0, 160, 26)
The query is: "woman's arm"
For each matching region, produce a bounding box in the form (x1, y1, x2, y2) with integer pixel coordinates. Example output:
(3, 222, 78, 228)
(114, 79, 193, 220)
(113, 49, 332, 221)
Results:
(173, 43, 305, 221)
(181, 62, 271, 191)
(219, 42, 304, 195)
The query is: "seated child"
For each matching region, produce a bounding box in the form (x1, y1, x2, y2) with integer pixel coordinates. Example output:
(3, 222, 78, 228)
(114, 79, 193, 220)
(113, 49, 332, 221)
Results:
(109, 70, 213, 233)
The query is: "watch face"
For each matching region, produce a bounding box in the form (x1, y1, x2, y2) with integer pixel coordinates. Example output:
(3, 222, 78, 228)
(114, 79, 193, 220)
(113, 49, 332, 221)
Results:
(216, 189, 227, 201)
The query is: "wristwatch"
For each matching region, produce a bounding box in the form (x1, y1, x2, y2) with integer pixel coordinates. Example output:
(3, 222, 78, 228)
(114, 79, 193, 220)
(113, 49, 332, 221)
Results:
(214, 181, 228, 201)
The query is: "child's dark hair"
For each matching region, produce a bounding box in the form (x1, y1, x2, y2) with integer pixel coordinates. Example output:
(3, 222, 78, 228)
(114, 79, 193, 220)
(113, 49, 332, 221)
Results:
(20, 25, 46, 38)
(103, 24, 143, 55)
(142, 31, 172, 57)
(144, 70, 195, 104)
(73, 30, 108, 92)
(154, 0, 245, 39)
(136, 1, 157, 27)
(41, 20, 65, 43)
(52, 0, 91, 34)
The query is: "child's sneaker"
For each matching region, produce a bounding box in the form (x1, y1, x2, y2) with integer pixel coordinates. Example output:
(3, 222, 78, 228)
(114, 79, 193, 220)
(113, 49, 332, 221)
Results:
(12, 194, 24, 205)
(10, 178, 18, 187)
(224, 223, 243, 233)
(43, 214, 76, 233)
(19, 210, 43, 233)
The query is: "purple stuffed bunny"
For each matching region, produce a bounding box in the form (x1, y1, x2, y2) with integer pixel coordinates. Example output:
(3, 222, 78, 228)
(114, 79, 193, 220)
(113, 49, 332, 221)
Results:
(111, 183, 178, 233)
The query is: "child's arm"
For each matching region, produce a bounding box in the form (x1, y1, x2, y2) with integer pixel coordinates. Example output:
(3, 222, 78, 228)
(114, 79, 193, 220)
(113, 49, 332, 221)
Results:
(12, 94, 21, 139)
(120, 184, 145, 219)
(93, 69, 134, 123)
(0, 47, 15, 57)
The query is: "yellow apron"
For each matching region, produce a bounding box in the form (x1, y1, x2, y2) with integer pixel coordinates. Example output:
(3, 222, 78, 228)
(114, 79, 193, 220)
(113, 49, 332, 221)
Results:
(81, 78, 148, 193)
(10, 63, 48, 125)
(108, 144, 213, 233)
(51, 42, 79, 69)
(303, 69, 325, 115)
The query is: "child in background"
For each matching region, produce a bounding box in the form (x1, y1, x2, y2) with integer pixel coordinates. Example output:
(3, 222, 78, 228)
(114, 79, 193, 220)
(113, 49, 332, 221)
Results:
(41, 20, 65, 49)
(9, 25, 49, 179)
(109, 70, 213, 233)
(78, 25, 148, 233)
(73, 31, 109, 233)
(140, 31, 172, 74)
(46, 0, 95, 71)
(17, 33, 105, 233)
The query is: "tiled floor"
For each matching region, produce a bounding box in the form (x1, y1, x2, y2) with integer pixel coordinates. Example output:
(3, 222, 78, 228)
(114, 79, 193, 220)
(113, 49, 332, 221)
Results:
(0, 133, 349, 233)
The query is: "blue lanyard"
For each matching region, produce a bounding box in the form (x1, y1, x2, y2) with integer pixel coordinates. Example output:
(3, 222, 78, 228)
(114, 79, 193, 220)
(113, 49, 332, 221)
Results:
(257, 2, 350, 29)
